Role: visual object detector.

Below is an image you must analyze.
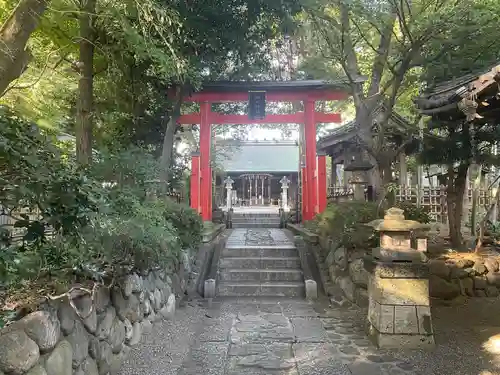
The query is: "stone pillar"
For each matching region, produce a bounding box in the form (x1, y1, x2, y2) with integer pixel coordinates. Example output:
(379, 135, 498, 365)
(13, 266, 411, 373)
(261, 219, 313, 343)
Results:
(224, 177, 234, 212)
(364, 208, 434, 349)
(280, 176, 290, 212)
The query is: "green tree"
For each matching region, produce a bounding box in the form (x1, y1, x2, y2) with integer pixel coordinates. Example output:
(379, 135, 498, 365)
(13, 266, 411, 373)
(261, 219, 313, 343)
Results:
(0, 0, 50, 96)
(416, 0, 500, 248)
(300, 0, 492, 198)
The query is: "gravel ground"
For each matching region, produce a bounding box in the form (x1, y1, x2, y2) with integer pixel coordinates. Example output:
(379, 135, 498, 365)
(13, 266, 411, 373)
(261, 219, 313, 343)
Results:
(119, 296, 500, 375)
(380, 297, 500, 375)
(118, 300, 207, 375)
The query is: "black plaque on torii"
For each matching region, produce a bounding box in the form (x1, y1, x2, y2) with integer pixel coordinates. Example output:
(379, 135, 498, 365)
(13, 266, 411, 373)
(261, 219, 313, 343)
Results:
(248, 91, 266, 120)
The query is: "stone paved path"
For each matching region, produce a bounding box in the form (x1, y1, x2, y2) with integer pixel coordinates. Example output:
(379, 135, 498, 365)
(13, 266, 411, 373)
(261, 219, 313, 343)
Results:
(119, 298, 416, 375)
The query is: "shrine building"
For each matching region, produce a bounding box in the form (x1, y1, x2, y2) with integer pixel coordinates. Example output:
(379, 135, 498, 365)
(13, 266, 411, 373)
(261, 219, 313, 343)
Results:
(214, 140, 300, 208)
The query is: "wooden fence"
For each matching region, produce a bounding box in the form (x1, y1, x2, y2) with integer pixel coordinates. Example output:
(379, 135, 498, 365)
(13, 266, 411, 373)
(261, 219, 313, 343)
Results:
(327, 184, 496, 224)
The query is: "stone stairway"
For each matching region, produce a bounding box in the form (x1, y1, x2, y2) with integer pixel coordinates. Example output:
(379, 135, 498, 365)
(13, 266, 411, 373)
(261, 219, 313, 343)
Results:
(231, 211, 281, 228)
(218, 228, 305, 297)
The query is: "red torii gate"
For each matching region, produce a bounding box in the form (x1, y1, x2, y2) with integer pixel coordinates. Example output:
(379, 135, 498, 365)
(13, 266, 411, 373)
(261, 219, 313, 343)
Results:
(177, 81, 348, 222)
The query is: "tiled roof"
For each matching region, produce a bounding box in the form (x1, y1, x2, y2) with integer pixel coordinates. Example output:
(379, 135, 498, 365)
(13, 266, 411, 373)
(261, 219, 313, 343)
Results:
(317, 104, 411, 150)
(414, 63, 500, 115)
(216, 141, 299, 173)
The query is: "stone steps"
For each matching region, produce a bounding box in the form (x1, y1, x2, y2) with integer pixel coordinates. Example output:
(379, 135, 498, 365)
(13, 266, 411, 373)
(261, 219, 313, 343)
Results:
(219, 256, 302, 269)
(219, 268, 304, 282)
(216, 228, 305, 298)
(231, 213, 281, 229)
(232, 222, 280, 229)
(222, 246, 297, 258)
(218, 281, 305, 297)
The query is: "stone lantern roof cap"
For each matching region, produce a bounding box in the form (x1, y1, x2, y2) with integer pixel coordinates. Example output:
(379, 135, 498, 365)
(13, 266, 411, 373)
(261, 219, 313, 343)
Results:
(365, 207, 430, 232)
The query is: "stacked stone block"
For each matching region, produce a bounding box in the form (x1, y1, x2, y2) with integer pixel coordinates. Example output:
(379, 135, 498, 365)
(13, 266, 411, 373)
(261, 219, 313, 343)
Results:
(0, 268, 189, 375)
(428, 256, 500, 299)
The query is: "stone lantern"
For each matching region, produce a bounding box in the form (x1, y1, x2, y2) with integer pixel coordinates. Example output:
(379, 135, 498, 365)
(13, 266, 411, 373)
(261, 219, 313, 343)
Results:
(363, 207, 434, 349)
(224, 176, 234, 212)
(344, 159, 373, 200)
(279, 176, 290, 212)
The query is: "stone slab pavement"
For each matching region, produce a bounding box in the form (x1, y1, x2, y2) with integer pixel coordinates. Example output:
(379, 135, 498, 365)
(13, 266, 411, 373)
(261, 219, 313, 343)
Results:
(225, 228, 294, 248)
(120, 296, 500, 375)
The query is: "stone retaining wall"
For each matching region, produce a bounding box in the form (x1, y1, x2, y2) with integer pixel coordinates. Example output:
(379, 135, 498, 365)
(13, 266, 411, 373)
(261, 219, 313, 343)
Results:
(288, 224, 500, 305)
(323, 246, 370, 307)
(0, 252, 197, 375)
(287, 224, 366, 306)
(428, 257, 500, 299)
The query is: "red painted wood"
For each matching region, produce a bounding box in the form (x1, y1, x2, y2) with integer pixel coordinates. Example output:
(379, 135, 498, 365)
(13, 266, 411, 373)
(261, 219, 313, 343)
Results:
(182, 90, 348, 103)
(313, 112, 342, 124)
(190, 154, 200, 213)
(199, 102, 212, 221)
(304, 101, 317, 221)
(317, 154, 327, 214)
(210, 113, 304, 124)
(301, 167, 308, 222)
(178, 112, 341, 125)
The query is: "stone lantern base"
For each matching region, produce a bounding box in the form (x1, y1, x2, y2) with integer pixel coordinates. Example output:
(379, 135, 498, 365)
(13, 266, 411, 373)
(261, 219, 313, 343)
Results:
(364, 256, 435, 350)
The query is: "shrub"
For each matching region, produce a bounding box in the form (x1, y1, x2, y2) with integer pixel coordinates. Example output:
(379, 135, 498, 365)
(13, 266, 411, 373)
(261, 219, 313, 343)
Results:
(394, 201, 432, 223)
(313, 201, 379, 250)
(0, 111, 201, 289)
(83, 203, 181, 274)
(163, 199, 202, 250)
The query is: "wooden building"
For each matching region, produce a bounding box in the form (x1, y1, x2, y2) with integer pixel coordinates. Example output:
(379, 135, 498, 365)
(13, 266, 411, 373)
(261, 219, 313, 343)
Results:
(214, 140, 300, 207)
(317, 104, 417, 194)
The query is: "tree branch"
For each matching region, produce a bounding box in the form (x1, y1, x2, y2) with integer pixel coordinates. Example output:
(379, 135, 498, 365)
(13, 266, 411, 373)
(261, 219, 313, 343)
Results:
(367, 12, 396, 100)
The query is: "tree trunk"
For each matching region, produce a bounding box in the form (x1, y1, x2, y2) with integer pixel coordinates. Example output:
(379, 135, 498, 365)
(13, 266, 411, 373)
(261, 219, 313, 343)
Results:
(0, 0, 49, 96)
(470, 164, 482, 238)
(159, 86, 183, 188)
(446, 163, 468, 249)
(75, 0, 96, 165)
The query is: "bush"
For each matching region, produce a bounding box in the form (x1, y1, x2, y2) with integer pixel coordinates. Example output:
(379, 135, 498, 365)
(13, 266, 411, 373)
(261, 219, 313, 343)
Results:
(0, 111, 202, 289)
(82, 202, 181, 274)
(163, 199, 202, 250)
(313, 201, 379, 250)
(394, 201, 432, 223)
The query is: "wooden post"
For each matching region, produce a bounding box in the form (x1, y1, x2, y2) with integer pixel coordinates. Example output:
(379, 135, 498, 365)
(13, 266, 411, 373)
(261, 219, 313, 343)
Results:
(261, 176, 264, 205)
(268, 177, 272, 205)
(399, 152, 407, 186)
(416, 118, 424, 208)
(304, 100, 317, 220)
(199, 102, 212, 221)
(190, 152, 200, 213)
(317, 153, 327, 214)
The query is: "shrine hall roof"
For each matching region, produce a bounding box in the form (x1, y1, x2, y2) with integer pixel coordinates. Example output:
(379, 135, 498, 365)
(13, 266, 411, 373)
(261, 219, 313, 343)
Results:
(216, 141, 299, 173)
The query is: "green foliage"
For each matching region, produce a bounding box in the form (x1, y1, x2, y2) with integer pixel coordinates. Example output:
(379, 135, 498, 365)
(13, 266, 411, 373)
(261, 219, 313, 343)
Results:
(0, 110, 201, 288)
(393, 201, 431, 224)
(312, 201, 379, 250)
(163, 199, 202, 250)
(0, 107, 102, 245)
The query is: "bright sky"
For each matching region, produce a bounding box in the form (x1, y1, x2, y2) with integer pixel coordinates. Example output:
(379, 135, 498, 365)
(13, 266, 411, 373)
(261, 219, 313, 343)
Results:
(247, 127, 298, 140)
